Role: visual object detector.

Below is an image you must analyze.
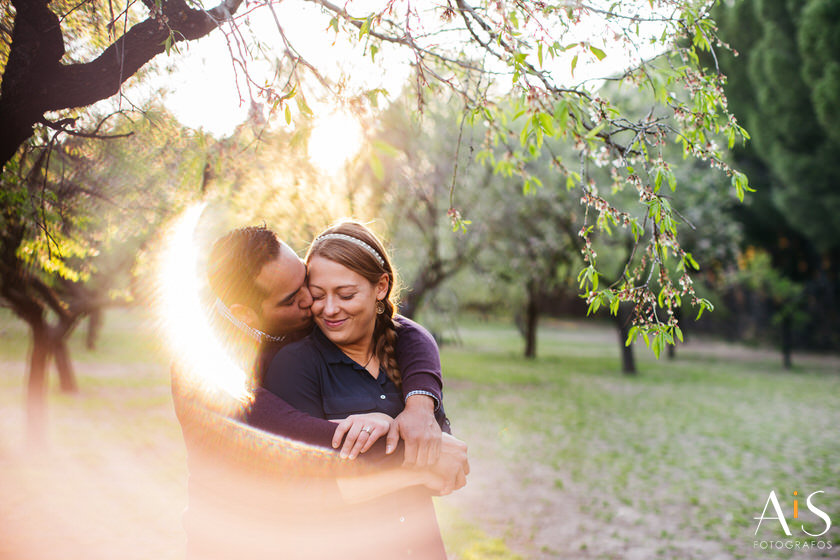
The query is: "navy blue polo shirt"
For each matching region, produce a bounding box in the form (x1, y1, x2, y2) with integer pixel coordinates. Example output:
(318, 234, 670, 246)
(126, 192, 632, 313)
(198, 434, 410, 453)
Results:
(263, 328, 405, 421)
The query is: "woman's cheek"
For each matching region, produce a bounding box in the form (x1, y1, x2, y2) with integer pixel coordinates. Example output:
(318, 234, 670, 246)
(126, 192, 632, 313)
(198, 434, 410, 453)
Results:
(310, 299, 325, 316)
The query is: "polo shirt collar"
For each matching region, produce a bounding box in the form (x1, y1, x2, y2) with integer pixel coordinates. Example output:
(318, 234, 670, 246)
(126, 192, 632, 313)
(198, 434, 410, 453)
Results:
(312, 328, 389, 382)
(312, 328, 363, 367)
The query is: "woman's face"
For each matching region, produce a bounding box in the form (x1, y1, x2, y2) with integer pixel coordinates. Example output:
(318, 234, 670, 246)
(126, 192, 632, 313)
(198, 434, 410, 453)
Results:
(307, 255, 388, 350)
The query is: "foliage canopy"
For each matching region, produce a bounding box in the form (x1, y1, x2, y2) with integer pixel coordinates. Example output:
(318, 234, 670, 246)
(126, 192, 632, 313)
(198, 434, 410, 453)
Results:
(1, 0, 751, 348)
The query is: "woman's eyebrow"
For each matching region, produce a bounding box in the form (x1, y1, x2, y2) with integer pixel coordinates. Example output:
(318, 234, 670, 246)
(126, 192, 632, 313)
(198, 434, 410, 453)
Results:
(309, 283, 358, 291)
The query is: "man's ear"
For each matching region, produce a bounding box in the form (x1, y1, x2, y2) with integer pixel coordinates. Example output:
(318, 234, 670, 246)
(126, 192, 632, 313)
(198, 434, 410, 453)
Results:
(229, 303, 259, 328)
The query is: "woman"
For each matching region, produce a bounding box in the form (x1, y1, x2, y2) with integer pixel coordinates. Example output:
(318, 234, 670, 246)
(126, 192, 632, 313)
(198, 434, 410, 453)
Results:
(262, 221, 450, 559)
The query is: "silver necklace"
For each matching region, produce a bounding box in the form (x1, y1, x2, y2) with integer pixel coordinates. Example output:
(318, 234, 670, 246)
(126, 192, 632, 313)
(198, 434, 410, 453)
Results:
(214, 298, 287, 344)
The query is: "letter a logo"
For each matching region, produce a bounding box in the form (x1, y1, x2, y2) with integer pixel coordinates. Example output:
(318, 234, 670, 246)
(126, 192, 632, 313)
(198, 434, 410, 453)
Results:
(754, 491, 792, 536)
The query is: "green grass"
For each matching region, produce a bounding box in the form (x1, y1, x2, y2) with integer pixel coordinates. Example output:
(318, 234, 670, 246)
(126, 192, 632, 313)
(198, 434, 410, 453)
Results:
(440, 318, 840, 558)
(1, 309, 838, 559)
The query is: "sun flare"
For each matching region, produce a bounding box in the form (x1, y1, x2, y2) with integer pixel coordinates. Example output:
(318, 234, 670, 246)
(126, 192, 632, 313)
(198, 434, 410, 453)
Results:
(307, 110, 364, 175)
(156, 204, 251, 408)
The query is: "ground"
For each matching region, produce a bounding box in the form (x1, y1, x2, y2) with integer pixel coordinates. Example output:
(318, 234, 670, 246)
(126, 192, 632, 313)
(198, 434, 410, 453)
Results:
(0, 311, 838, 559)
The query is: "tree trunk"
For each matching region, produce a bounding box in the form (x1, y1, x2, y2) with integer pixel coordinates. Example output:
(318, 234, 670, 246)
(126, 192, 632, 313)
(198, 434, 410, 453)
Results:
(86, 308, 102, 350)
(53, 336, 78, 393)
(23, 318, 81, 445)
(26, 326, 50, 447)
(524, 283, 538, 359)
(781, 315, 793, 369)
(616, 303, 636, 374)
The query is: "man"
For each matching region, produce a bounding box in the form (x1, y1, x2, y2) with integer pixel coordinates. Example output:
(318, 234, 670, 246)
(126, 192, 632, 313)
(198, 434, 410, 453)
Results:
(171, 225, 468, 559)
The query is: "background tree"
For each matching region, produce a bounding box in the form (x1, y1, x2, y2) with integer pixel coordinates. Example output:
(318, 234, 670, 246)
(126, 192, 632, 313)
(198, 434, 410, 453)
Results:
(482, 176, 579, 359)
(366, 94, 485, 322)
(1, 0, 749, 344)
(713, 0, 840, 352)
(0, 109, 201, 442)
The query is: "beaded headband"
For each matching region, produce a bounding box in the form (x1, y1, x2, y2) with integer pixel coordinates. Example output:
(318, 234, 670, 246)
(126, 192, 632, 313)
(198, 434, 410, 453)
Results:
(314, 233, 385, 267)
(214, 297, 287, 344)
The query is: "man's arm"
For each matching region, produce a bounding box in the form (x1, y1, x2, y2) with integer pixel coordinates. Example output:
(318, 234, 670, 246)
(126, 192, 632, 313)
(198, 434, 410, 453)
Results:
(171, 362, 401, 481)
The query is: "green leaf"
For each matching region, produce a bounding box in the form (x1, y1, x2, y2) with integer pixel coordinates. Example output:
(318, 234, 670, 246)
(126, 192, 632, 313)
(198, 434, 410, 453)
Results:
(652, 335, 662, 359)
(538, 112, 555, 136)
(372, 139, 400, 157)
(625, 326, 638, 347)
(284, 104, 291, 125)
(296, 96, 314, 117)
(570, 54, 578, 77)
(555, 100, 569, 134)
(684, 252, 699, 271)
(585, 121, 606, 138)
(369, 152, 384, 181)
(589, 45, 607, 61)
(359, 16, 372, 38)
(519, 121, 531, 147)
(289, 130, 305, 149)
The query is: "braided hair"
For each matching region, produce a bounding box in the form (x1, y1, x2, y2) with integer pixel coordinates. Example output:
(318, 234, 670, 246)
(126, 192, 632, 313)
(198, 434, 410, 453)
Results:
(307, 222, 402, 387)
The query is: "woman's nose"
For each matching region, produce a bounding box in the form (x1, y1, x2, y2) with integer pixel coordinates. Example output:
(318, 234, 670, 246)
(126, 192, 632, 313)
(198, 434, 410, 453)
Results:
(323, 295, 339, 316)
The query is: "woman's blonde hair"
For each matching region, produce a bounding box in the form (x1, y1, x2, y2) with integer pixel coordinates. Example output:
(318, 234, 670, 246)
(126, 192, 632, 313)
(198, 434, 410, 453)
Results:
(307, 221, 402, 387)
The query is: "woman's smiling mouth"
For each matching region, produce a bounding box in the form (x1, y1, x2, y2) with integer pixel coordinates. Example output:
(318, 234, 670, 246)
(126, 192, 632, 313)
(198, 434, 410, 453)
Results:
(322, 318, 347, 329)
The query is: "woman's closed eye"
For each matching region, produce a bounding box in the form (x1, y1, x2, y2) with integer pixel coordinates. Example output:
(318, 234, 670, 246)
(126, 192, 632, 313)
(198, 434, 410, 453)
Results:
(309, 290, 356, 301)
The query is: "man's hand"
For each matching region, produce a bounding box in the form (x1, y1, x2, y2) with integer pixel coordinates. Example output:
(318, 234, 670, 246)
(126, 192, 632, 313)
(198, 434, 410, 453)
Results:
(392, 394, 441, 467)
(427, 433, 469, 495)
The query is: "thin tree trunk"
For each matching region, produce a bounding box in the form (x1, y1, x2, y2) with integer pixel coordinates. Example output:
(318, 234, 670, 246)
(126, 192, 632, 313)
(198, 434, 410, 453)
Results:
(781, 315, 793, 369)
(524, 283, 538, 359)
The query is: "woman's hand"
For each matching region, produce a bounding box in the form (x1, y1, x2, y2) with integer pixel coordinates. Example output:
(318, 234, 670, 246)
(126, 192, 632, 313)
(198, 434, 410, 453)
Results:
(331, 413, 398, 459)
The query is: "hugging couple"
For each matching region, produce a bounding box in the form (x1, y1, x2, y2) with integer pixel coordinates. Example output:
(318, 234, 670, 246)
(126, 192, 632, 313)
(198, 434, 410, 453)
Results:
(171, 220, 470, 560)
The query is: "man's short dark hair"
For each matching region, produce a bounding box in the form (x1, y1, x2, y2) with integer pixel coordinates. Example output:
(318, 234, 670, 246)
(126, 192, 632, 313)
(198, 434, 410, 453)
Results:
(207, 225, 281, 309)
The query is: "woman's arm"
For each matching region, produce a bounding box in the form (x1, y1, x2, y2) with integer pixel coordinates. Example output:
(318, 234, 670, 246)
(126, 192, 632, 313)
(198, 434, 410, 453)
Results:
(392, 316, 447, 466)
(394, 316, 443, 406)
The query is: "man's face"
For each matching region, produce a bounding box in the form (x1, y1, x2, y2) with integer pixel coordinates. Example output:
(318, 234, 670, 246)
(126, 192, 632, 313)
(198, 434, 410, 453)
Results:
(252, 243, 314, 337)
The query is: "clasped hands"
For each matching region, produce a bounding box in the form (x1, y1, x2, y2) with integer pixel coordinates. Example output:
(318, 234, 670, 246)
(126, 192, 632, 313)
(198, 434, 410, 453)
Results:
(331, 399, 469, 495)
